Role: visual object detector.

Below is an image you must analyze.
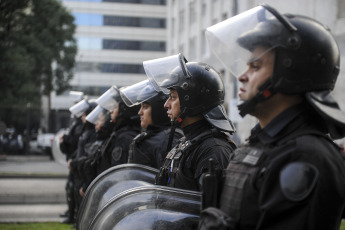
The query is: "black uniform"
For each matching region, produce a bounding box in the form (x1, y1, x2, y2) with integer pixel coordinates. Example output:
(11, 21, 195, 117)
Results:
(110, 122, 140, 167)
(80, 119, 140, 182)
(93, 130, 116, 176)
(78, 127, 110, 193)
(59, 117, 84, 223)
(128, 125, 183, 169)
(156, 119, 236, 191)
(200, 103, 345, 229)
(60, 117, 84, 160)
(70, 123, 96, 217)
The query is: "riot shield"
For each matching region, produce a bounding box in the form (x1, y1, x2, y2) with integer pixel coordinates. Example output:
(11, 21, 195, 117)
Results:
(88, 186, 201, 230)
(77, 164, 159, 230)
(51, 129, 68, 166)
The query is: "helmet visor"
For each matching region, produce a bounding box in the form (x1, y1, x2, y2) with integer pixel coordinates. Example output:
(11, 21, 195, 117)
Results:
(69, 99, 89, 118)
(143, 53, 188, 94)
(206, 5, 291, 78)
(120, 80, 163, 107)
(96, 86, 120, 111)
(86, 105, 107, 125)
(203, 105, 236, 133)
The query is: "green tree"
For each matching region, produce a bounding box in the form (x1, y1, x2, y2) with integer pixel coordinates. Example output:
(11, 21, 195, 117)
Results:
(0, 0, 77, 132)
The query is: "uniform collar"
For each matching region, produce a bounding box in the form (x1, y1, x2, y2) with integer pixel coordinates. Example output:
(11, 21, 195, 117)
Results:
(249, 103, 305, 144)
(182, 119, 211, 140)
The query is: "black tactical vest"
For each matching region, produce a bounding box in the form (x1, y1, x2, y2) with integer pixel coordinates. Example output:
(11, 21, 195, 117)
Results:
(155, 129, 226, 191)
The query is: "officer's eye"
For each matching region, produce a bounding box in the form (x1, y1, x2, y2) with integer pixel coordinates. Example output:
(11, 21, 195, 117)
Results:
(142, 103, 150, 109)
(249, 62, 260, 71)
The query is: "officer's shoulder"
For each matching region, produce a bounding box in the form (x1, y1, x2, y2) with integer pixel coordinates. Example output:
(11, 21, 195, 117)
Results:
(280, 161, 319, 202)
(294, 134, 338, 154)
(117, 129, 138, 140)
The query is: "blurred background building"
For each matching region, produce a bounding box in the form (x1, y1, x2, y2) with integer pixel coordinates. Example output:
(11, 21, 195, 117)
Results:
(48, 0, 167, 131)
(50, 0, 345, 143)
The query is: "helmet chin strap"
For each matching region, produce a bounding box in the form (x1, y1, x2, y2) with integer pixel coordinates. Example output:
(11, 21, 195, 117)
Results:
(238, 79, 276, 117)
(166, 109, 186, 152)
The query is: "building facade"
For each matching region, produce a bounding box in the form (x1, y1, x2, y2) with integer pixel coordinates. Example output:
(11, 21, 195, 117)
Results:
(47, 0, 167, 131)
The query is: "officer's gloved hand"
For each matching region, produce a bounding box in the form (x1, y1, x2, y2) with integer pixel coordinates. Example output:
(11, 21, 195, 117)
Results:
(198, 207, 235, 230)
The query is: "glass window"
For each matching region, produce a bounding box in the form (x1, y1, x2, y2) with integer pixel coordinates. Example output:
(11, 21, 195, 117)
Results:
(76, 37, 165, 51)
(103, 0, 166, 5)
(171, 17, 175, 38)
(103, 39, 165, 51)
(103, 15, 166, 28)
(71, 86, 110, 97)
(202, 0, 206, 15)
(73, 13, 103, 26)
(189, 36, 196, 59)
(189, 1, 196, 24)
(77, 38, 102, 50)
(75, 62, 145, 74)
(62, 0, 166, 5)
(201, 30, 206, 54)
(179, 10, 184, 32)
(73, 13, 166, 28)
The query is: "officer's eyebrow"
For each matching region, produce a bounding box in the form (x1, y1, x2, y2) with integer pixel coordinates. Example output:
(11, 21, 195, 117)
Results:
(247, 56, 262, 65)
(169, 89, 178, 96)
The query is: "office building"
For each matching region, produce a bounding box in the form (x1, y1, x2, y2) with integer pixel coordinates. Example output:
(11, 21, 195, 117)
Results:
(46, 0, 167, 131)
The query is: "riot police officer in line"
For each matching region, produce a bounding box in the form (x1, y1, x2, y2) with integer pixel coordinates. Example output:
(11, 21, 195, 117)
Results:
(85, 85, 141, 175)
(145, 54, 237, 191)
(120, 80, 183, 169)
(77, 106, 112, 197)
(199, 4, 345, 229)
(68, 99, 97, 223)
(59, 98, 85, 224)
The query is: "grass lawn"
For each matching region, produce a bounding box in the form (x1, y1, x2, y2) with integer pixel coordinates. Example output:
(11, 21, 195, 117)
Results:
(0, 222, 73, 230)
(0, 221, 344, 229)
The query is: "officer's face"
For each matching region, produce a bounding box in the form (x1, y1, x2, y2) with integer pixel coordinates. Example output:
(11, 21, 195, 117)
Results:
(110, 106, 119, 122)
(164, 89, 181, 121)
(81, 113, 87, 123)
(238, 46, 275, 102)
(95, 114, 105, 131)
(138, 102, 153, 129)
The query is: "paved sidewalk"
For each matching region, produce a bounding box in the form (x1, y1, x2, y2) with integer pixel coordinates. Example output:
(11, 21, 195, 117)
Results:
(0, 155, 68, 177)
(0, 204, 68, 223)
(0, 155, 69, 223)
(0, 178, 66, 204)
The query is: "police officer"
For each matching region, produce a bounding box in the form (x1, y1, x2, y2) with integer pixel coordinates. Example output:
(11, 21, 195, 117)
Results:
(199, 4, 345, 229)
(120, 80, 183, 169)
(87, 85, 141, 174)
(78, 106, 112, 197)
(145, 54, 237, 191)
(68, 99, 97, 222)
(59, 98, 85, 223)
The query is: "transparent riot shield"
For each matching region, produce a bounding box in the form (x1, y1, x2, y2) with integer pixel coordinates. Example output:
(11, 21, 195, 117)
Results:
(77, 164, 159, 230)
(89, 186, 201, 230)
(51, 128, 68, 166)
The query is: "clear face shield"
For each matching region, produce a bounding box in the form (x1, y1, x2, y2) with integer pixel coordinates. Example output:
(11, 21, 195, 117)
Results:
(86, 105, 107, 125)
(206, 5, 295, 79)
(120, 80, 163, 107)
(96, 86, 120, 111)
(69, 91, 84, 103)
(143, 53, 189, 94)
(69, 99, 89, 118)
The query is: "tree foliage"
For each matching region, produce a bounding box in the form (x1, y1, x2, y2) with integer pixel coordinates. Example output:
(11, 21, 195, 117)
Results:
(0, 0, 77, 131)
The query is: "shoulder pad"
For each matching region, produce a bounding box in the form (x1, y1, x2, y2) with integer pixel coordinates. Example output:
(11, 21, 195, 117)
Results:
(279, 162, 319, 202)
